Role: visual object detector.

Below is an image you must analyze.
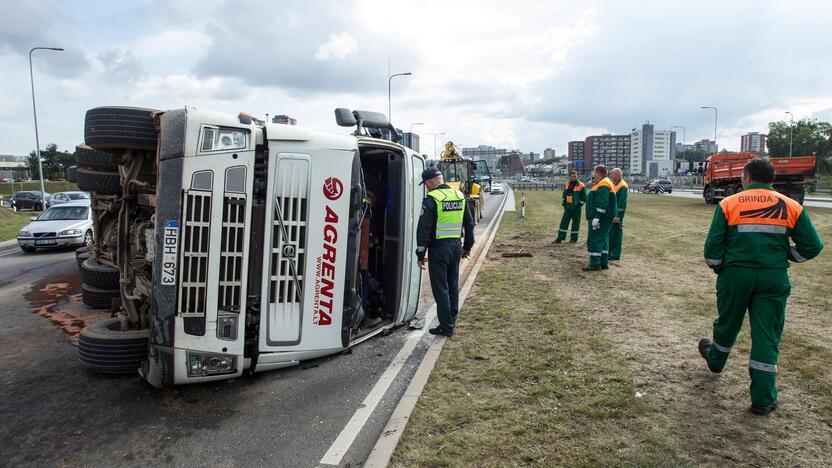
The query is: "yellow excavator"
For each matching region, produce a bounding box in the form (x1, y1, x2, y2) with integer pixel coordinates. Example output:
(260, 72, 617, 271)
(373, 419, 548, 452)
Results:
(429, 141, 491, 223)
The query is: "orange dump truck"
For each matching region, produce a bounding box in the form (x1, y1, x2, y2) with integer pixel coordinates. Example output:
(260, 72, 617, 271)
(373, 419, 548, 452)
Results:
(703, 153, 816, 204)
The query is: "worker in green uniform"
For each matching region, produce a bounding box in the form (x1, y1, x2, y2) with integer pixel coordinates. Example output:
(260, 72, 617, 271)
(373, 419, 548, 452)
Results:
(699, 158, 823, 415)
(416, 167, 476, 337)
(608, 167, 629, 260)
(583, 165, 616, 271)
(555, 170, 586, 243)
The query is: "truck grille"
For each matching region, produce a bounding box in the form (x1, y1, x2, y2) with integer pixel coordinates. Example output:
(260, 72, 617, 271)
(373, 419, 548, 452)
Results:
(218, 195, 246, 312)
(180, 190, 211, 335)
(266, 157, 309, 345)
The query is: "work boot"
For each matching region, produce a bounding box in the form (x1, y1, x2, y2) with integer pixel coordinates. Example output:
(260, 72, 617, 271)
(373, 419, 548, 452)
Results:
(601, 265, 609, 270)
(582, 266, 601, 272)
(429, 327, 453, 337)
(570, 239, 578, 243)
(750, 401, 777, 415)
(697, 338, 723, 374)
(554, 239, 562, 244)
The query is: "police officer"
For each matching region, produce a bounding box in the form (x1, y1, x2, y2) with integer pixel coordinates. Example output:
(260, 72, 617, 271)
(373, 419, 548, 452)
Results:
(583, 165, 616, 271)
(555, 170, 586, 243)
(608, 167, 628, 261)
(699, 158, 823, 415)
(416, 167, 475, 336)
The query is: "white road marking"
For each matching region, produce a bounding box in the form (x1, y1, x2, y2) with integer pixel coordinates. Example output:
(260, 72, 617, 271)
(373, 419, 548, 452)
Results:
(318, 192, 508, 467)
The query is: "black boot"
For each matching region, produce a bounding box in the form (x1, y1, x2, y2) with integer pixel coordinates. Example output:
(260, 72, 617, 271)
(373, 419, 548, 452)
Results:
(750, 401, 777, 415)
(554, 239, 562, 244)
(429, 327, 453, 337)
(697, 338, 722, 374)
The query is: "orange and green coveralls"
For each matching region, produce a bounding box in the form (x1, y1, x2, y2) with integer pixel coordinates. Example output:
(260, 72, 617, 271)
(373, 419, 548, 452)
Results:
(609, 178, 628, 260)
(556, 180, 586, 242)
(585, 176, 617, 269)
(703, 184, 823, 407)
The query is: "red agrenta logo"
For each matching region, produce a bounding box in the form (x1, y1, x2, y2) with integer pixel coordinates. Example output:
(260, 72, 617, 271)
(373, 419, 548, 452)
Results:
(313, 205, 339, 326)
(323, 177, 343, 200)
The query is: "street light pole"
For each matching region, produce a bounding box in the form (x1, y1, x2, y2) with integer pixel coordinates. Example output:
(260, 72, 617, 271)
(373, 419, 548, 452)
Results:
(785, 111, 794, 157)
(387, 72, 412, 124)
(428, 132, 446, 159)
(700, 106, 718, 154)
(29, 46, 64, 204)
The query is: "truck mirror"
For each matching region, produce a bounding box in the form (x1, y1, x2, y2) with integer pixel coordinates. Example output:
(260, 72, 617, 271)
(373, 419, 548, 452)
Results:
(335, 108, 357, 127)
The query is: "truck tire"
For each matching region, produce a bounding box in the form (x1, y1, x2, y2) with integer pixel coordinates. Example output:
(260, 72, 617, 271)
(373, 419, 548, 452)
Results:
(78, 318, 148, 374)
(80, 256, 119, 289)
(77, 168, 121, 195)
(84, 106, 159, 150)
(81, 284, 120, 309)
(704, 185, 717, 204)
(76, 144, 120, 171)
(76, 246, 93, 269)
(725, 185, 737, 197)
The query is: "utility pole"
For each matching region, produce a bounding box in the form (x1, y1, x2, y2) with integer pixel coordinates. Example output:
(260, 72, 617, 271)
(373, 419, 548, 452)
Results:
(387, 71, 412, 124)
(700, 106, 718, 154)
(428, 132, 446, 159)
(30, 46, 64, 203)
(785, 111, 794, 157)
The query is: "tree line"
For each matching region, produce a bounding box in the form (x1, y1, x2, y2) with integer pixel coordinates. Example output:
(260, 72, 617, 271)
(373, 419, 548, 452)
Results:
(27, 143, 76, 180)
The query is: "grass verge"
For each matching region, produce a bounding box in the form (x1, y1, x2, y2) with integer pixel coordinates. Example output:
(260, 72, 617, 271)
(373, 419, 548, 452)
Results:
(0, 207, 34, 242)
(392, 191, 831, 466)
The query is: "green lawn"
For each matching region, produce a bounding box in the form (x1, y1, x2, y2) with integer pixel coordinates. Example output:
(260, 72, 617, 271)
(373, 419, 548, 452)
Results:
(392, 192, 832, 466)
(0, 207, 35, 242)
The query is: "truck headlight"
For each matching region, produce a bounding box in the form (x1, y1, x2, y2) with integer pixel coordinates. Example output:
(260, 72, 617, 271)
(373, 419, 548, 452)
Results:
(19, 230, 31, 238)
(187, 352, 236, 377)
(200, 126, 248, 152)
(60, 229, 82, 236)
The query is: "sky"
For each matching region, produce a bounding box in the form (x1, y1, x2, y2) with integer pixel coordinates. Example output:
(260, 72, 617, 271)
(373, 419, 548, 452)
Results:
(1, 0, 831, 158)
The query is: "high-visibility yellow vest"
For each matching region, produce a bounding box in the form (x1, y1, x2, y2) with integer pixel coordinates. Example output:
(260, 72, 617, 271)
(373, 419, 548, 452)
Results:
(428, 188, 466, 239)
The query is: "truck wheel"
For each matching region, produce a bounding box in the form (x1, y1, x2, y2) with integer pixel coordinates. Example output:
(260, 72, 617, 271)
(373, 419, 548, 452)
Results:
(81, 283, 120, 309)
(77, 168, 121, 195)
(725, 185, 737, 197)
(78, 317, 148, 374)
(76, 144, 121, 171)
(76, 246, 93, 269)
(790, 187, 806, 204)
(84, 106, 159, 150)
(704, 186, 717, 204)
(80, 256, 120, 289)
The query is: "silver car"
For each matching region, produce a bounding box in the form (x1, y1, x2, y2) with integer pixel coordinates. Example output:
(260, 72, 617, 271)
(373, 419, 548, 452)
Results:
(50, 191, 91, 205)
(17, 201, 94, 253)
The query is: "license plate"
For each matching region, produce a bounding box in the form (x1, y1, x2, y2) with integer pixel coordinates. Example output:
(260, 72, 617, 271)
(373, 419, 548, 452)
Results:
(35, 239, 57, 245)
(161, 220, 179, 286)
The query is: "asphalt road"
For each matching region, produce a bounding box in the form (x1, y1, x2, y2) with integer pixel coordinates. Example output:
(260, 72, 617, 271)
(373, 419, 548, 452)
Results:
(657, 188, 832, 209)
(0, 191, 506, 468)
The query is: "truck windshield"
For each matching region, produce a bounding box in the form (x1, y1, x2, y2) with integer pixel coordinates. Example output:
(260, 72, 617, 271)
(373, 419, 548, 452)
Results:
(37, 206, 89, 221)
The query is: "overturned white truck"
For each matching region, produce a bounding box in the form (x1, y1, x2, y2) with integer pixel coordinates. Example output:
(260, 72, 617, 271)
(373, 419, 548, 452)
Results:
(71, 107, 427, 387)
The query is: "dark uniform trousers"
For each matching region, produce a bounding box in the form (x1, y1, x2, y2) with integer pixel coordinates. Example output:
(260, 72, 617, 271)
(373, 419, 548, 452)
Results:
(428, 240, 462, 334)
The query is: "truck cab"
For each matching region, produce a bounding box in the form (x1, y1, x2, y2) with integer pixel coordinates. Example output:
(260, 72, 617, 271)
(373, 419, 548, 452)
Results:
(72, 106, 426, 387)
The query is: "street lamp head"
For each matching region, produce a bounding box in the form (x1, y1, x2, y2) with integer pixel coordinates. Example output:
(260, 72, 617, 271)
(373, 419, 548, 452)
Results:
(51, 48, 64, 51)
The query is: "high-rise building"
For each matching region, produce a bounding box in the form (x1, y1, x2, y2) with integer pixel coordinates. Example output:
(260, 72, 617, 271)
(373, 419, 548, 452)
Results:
(741, 132, 767, 153)
(629, 123, 676, 175)
(585, 134, 631, 175)
(693, 139, 718, 154)
(272, 115, 297, 125)
(544, 148, 556, 160)
(567, 141, 587, 177)
(462, 145, 508, 169)
(401, 132, 421, 152)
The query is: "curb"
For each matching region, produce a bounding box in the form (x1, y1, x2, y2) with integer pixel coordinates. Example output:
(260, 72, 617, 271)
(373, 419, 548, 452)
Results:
(364, 189, 509, 467)
(0, 239, 18, 254)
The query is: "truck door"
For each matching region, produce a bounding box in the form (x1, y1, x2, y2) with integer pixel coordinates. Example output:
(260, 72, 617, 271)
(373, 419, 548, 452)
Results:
(258, 143, 356, 354)
(402, 154, 425, 323)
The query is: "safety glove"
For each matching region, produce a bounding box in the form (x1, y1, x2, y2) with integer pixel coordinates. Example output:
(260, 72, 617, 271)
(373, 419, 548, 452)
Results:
(591, 218, 600, 230)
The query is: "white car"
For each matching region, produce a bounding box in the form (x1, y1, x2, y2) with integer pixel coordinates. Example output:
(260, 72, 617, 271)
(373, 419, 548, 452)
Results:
(17, 201, 94, 253)
(490, 183, 505, 194)
(50, 191, 91, 205)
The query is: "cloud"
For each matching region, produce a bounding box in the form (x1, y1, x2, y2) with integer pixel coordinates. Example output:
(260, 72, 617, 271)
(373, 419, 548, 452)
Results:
(192, 1, 420, 93)
(315, 33, 358, 61)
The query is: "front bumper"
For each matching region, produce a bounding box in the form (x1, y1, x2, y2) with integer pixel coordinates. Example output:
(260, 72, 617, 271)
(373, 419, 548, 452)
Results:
(17, 235, 85, 249)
